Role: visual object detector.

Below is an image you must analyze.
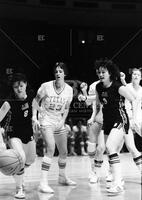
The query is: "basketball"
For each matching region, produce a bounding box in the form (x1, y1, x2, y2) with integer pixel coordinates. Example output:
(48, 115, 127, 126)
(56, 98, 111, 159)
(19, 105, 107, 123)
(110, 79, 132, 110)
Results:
(0, 149, 24, 176)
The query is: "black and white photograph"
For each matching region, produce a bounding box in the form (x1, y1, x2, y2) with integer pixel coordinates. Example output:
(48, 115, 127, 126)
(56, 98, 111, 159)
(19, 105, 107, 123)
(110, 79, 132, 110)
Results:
(0, 0, 142, 199)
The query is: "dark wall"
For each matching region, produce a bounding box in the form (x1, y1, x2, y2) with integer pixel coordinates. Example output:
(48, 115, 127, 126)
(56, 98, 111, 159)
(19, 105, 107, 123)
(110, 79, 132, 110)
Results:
(0, 19, 142, 89)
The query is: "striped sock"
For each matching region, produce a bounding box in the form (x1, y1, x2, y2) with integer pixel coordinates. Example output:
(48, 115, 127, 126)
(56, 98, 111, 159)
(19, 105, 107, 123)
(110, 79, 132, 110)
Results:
(109, 153, 122, 185)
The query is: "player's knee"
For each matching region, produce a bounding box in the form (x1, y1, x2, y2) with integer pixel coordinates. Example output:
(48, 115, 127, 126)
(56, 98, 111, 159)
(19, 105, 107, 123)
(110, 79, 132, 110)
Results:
(106, 143, 116, 154)
(25, 155, 36, 166)
(59, 151, 68, 159)
(46, 143, 55, 155)
(96, 145, 105, 154)
(125, 144, 136, 155)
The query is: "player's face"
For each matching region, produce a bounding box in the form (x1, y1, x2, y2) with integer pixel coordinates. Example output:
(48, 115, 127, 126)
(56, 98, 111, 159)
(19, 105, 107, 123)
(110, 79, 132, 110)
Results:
(54, 66, 65, 81)
(13, 81, 27, 99)
(131, 70, 142, 84)
(97, 67, 111, 84)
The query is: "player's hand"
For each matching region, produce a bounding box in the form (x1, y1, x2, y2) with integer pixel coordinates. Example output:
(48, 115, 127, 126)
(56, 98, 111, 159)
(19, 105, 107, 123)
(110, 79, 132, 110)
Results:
(78, 94, 87, 102)
(57, 120, 65, 130)
(32, 118, 40, 134)
(87, 118, 94, 126)
(120, 72, 126, 85)
(80, 82, 88, 95)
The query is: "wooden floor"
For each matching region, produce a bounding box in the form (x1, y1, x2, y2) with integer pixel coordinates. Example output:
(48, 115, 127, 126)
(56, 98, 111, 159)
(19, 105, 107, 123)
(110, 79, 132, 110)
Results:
(0, 153, 141, 200)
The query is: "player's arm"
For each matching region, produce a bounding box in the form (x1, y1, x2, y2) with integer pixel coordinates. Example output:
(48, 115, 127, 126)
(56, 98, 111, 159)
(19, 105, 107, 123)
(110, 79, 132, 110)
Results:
(120, 72, 127, 86)
(80, 82, 88, 96)
(119, 85, 136, 102)
(32, 84, 46, 121)
(32, 85, 45, 133)
(32, 94, 42, 120)
(87, 91, 101, 126)
(0, 101, 11, 122)
(62, 101, 71, 123)
(119, 85, 137, 126)
(60, 89, 73, 127)
(0, 126, 6, 150)
(79, 82, 99, 106)
(32, 94, 42, 133)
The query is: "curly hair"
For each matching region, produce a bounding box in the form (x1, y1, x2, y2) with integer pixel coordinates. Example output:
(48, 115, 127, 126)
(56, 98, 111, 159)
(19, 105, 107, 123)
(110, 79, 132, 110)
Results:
(94, 58, 121, 82)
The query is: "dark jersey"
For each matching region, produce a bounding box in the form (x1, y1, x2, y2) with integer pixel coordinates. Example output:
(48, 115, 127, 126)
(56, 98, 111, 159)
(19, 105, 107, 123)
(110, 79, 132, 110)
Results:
(96, 81, 129, 135)
(7, 94, 34, 144)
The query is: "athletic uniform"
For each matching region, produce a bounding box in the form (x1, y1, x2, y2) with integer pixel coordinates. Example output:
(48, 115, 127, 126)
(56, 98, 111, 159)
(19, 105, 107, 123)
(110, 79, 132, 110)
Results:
(37, 80, 73, 134)
(125, 83, 142, 136)
(96, 81, 129, 135)
(88, 81, 100, 97)
(88, 81, 103, 125)
(5, 92, 36, 169)
(7, 94, 34, 144)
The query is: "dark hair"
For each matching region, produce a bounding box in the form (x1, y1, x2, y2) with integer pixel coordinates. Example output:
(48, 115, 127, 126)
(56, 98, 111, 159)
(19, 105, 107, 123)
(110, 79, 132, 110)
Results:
(53, 62, 68, 76)
(94, 58, 120, 82)
(131, 68, 142, 76)
(9, 73, 34, 99)
(11, 73, 27, 86)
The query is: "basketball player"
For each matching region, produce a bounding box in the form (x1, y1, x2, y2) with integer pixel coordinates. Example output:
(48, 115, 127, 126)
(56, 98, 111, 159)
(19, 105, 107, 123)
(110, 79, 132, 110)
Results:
(123, 68, 142, 172)
(79, 78, 125, 185)
(125, 68, 142, 136)
(0, 73, 36, 199)
(79, 81, 105, 183)
(94, 58, 138, 194)
(32, 62, 76, 193)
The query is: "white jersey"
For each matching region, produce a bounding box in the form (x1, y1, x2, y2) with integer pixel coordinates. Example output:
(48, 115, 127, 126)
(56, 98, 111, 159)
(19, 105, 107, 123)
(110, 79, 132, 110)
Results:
(88, 80, 100, 96)
(37, 80, 73, 124)
(88, 80, 103, 124)
(86, 80, 100, 105)
(125, 83, 142, 136)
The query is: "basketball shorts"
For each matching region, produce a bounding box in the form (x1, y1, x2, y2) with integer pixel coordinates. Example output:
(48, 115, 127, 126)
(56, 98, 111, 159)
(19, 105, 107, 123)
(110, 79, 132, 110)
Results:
(103, 120, 129, 135)
(39, 115, 68, 135)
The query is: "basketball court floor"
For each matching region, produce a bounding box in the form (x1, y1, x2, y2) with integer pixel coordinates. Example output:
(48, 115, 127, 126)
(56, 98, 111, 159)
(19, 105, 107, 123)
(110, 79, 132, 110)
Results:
(0, 153, 141, 200)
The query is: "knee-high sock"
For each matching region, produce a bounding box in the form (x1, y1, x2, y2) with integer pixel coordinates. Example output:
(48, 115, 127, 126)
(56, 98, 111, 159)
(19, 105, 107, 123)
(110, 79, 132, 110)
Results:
(109, 153, 122, 185)
(13, 168, 24, 189)
(58, 158, 66, 177)
(40, 156, 52, 184)
(133, 154, 142, 173)
(88, 141, 97, 171)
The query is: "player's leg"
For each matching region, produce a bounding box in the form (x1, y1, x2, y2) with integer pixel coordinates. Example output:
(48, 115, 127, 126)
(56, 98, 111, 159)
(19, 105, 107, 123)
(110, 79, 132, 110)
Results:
(54, 127, 76, 186)
(92, 130, 105, 183)
(23, 139, 36, 167)
(124, 129, 142, 173)
(106, 136, 124, 189)
(9, 138, 26, 199)
(68, 135, 77, 156)
(106, 127, 124, 194)
(87, 122, 103, 183)
(38, 125, 55, 193)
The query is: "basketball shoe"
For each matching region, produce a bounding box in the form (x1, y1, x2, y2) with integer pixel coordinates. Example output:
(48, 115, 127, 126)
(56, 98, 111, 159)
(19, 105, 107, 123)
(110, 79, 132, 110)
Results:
(89, 171, 99, 183)
(58, 175, 77, 186)
(106, 179, 125, 189)
(15, 187, 25, 199)
(106, 181, 124, 194)
(38, 183, 54, 193)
